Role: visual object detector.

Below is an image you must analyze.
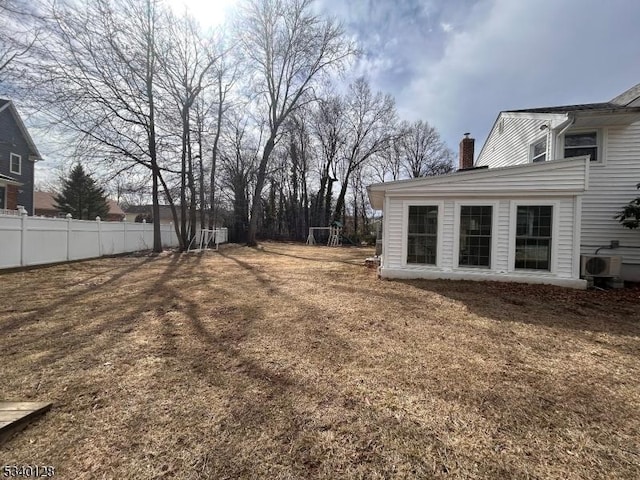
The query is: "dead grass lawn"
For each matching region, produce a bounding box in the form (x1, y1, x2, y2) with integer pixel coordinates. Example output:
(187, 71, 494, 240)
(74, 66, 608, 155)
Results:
(1, 242, 639, 479)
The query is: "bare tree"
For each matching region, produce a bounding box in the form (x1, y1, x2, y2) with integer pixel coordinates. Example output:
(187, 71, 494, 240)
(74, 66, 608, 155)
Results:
(28, 0, 166, 251)
(218, 112, 260, 243)
(208, 39, 238, 231)
(333, 77, 396, 223)
(237, 0, 355, 245)
(156, 11, 219, 249)
(399, 120, 454, 178)
(0, 0, 43, 86)
(310, 94, 345, 226)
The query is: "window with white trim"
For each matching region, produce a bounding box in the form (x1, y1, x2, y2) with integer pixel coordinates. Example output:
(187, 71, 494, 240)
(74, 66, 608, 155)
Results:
(10, 153, 21, 175)
(564, 131, 598, 162)
(530, 138, 547, 163)
(459, 205, 492, 267)
(515, 205, 552, 270)
(407, 205, 438, 264)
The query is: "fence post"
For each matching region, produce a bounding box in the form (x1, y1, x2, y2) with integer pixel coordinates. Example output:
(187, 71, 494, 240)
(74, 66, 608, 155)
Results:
(66, 213, 72, 261)
(96, 216, 102, 257)
(123, 220, 128, 252)
(20, 207, 27, 266)
(142, 219, 147, 249)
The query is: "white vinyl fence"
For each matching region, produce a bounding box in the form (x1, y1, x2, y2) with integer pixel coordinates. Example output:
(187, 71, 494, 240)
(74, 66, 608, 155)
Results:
(0, 213, 228, 269)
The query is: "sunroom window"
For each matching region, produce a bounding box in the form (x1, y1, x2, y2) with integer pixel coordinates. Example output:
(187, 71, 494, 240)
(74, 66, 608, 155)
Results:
(407, 205, 438, 264)
(564, 132, 598, 162)
(459, 206, 492, 267)
(515, 206, 552, 270)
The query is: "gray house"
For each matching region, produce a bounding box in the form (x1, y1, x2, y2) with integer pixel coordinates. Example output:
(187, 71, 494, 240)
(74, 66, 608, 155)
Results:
(0, 99, 42, 214)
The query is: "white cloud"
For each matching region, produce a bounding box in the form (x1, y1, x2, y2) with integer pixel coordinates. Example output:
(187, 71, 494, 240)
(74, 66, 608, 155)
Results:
(440, 22, 453, 33)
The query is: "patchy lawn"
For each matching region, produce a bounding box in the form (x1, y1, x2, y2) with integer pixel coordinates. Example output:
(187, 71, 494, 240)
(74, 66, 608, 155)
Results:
(1, 242, 639, 479)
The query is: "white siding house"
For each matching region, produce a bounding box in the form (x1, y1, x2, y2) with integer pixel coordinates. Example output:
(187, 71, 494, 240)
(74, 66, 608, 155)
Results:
(368, 83, 640, 288)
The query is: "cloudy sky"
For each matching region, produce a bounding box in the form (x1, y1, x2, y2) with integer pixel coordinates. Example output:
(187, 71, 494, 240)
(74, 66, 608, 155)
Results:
(172, 0, 640, 155)
(311, 0, 640, 154)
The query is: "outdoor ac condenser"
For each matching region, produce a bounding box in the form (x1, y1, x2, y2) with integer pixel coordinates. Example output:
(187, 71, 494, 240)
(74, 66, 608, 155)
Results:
(580, 255, 622, 277)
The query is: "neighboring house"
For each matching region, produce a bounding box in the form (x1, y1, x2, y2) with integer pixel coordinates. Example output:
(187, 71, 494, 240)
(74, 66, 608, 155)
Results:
(123, 204, 221, 227)
(367, 83, 640, 288)
(34, 191, 125, 221)
(0, 99, 42, 215)
(124, 205, 177, 224)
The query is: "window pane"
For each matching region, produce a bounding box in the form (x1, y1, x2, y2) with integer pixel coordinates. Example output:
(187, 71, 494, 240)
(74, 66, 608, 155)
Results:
(459, 205, 492, 267)
(565, 132, 596, 147)
(0, 186, 5, 209)
(564, 146, 597, 162)
(407, 234, 437, 264)
(515, 238, 550, 270)
(408, 205, 438, 265)
(515, 206, 552, 271)
(533, 139, 546, 157)
(408, 205, 438, 235)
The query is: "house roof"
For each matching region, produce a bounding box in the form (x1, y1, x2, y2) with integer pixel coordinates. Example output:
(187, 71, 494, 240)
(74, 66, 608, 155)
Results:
(507, 102, 639, 114)
(0, 99, 43, 161)
(124, 204, 176, 220)
(505, 82, 640, 114)
(367, 156, 590, 210)
(34, 191, 124, 216)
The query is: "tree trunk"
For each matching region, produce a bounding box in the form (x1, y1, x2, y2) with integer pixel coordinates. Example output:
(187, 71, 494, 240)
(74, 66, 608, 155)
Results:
(247, 134, 276, 246)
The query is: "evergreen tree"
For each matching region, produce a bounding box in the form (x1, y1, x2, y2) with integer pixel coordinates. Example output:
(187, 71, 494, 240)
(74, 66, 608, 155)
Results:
(54, 164, 110, 220)
(616, 183, 640, 229)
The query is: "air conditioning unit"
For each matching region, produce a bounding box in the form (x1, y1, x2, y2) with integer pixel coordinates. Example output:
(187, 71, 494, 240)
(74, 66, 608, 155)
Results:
(581, 255, 622, 277)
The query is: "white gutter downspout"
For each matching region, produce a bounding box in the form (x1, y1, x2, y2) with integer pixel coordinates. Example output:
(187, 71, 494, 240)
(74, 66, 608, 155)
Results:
(550, 114, 575, 160)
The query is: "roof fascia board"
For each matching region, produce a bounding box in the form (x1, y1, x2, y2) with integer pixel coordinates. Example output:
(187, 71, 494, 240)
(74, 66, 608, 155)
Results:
(501, 111, 568, 121)
(368, 156, 589, 192)
(4, 101, 43, 160)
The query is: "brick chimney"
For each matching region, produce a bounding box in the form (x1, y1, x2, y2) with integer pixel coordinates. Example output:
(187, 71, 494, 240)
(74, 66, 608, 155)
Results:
(459, 133, 475, 170)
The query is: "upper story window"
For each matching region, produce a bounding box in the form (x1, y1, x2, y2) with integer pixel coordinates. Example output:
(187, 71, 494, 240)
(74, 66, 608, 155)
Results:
(10, 153, 21, 175)
(530, 138, 547, 163)
(407, 205, 438, 265)
(564, 131, 598, 162)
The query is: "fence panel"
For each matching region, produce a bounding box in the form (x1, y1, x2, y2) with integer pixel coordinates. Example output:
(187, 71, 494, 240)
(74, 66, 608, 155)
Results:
(69, 219, 100, 260)
(100, 222, 127, 255)
(0, 214, 195, 269)
(24, 217, 68, 266)
(0, 216, 23, 268)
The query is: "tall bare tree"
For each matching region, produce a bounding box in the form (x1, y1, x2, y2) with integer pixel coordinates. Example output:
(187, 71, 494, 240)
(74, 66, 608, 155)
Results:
(237, 0, 355, 246)
(399, 120, 454, 178)
(156, 11, 219, 248)
(333, 77, 396, 223)
(29, 0, 166, 251)
(310, 94, 345, 226)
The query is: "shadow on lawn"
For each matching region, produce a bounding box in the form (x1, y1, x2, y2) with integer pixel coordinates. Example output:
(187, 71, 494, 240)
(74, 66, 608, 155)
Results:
(397, 278, 640, 338)
(1, 252, 204, 372)
(257, 244, 371, 266)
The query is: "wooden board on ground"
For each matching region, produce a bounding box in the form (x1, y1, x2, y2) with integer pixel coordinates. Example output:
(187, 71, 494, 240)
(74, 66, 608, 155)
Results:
(0, 401, 52, 445)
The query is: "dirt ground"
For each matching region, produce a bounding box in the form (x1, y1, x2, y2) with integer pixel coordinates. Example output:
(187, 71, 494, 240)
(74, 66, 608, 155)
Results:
(1, 242, 639, 479)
